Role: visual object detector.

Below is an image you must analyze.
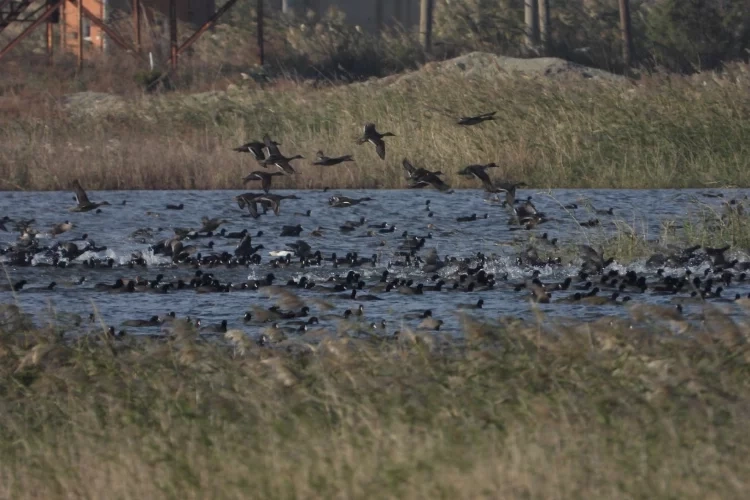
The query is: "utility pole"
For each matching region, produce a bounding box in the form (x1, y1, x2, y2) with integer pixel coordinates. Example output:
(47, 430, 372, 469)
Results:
(132, 0, 141, 53)
(46, 15, 54, 64)
(77, 0, 83, 70)
(257, 0, 264, 65)
(524, 0, 539, 52)
(538, 0, 550, 55)
(618, 0, 633, 68)
(169, 0, 177, 69)
(419, 0, 433, 53)
(60, 0, 66, 54)
(375, 0, 383, 34)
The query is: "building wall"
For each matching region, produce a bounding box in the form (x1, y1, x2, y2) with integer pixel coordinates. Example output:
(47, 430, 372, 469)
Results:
(61, 0, 216, 53)
(62, 0, 105, 52)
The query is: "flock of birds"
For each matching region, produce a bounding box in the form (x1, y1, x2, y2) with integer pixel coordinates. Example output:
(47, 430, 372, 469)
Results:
(2, 110, 750, 345)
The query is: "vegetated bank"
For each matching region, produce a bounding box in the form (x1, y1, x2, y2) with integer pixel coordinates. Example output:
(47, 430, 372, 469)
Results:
(1, 305, 750, 499)
(1, 53, 749, 191)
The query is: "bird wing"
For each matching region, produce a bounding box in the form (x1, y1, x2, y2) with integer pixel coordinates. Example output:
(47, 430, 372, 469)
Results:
(373, 138, 386, 160)
(471, 166, 493, 185)
(235, 235, 253, 256)
(433, 176, 452, 192)
(247, 201, 260, 218)
(263, 134, 282, 157)
(72, 180, 91, 206)
(363, 123, 376, 136)
(261, 174, 271, 193)
(402, 158, 416, 177)
(259, 196, 281, 215)
(276, 160, 296, 175)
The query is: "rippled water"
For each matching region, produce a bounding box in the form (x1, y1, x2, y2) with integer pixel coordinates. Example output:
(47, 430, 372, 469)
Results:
(0, 188, 748, 337)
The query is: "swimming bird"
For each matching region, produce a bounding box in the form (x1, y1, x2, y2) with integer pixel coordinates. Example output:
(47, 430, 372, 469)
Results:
(243, 170, 284, 193)
(69, 180, 111, 212)
(50, 221, 73, 237)
(329, 196, 373, 208)
(280, 224, 303, 237)
(313, 151, 354, 166)
(356, 123, 395, 160)
(457, 111, 496, 126)
(166, 203, 184, 210)
(417, 311, 443, 331)
(122, 315, 161, 327)
(200, 216, 228, 233)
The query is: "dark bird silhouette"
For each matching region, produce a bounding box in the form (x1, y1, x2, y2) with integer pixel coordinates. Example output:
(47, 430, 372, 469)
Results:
(233, 138, 281, 163)
(356, 123, 395, 160)
(260, 134, 303, 174)
(329, 195, 373, 208)
(409, 172, 452, 192)
(69, 180, 111, 212)
(458, 163, 500, 192)
(457, 111, 497, 126)
(313, 151, 354, 166)
(402, 158, 444, 181)
(402, 159, 451, 192)
(280, 224, 303, 237)
(235, 193, 299, 218)
(242, 170, 284, 193)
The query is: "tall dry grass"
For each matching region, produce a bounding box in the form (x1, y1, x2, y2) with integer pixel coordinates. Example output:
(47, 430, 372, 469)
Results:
(2, 303, 750, 499)
(1, 60, 750, 191)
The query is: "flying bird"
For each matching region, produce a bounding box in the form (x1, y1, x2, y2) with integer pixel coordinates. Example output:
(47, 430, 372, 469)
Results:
(457, 111, 497, 126)
(356, 123, 395, 160)
(69, 180, 111, 212)
(313, 151, 354, 166)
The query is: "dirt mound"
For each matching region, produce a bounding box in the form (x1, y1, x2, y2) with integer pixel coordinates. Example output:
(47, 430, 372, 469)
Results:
(429, 52, 624, 81)
(364, 52, 625, 89)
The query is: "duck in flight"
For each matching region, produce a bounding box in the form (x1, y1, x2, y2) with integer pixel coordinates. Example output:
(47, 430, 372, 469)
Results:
(313, 151, 354, 166)
(457, 111, 496, 126)
(402, 159, 451, 192)
(69, 180, 111, 212)
(235, 192, 299, 218)
(458, 163, 500, 192)
(260, 134, 303, 174)
(243, 170, 284, 193)
(402, 158, 443, 181)
(233, 139, 280, 163)
(356, 123, 395, 160)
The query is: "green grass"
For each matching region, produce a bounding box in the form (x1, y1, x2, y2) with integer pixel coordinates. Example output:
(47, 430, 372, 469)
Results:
(2, 304, 750, 499)
(1, 62, 750, 191)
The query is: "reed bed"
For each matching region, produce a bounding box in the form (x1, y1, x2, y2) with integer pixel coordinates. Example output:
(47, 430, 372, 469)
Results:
(1, 61, 750, 191)
(1, 302, 750, 499)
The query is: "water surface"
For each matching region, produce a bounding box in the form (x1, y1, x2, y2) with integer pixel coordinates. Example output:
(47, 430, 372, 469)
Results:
(0, 188, 747, 337)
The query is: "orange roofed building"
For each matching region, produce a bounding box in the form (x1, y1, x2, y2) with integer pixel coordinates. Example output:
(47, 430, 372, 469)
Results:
(60, 0, 215, 53)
